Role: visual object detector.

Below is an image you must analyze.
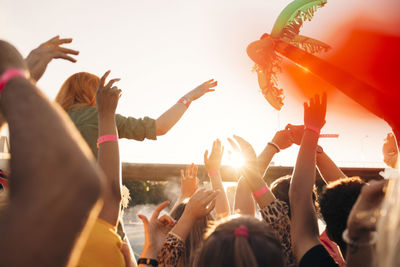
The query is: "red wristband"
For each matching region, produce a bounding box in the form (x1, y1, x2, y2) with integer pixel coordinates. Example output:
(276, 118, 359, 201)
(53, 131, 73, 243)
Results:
(0, 68, 28, 93)
(305, 125, 321, 135)
(97, 134, 118, 148)
(208, 170, 220, 176)
(253, 185, 269, 198)
(178, 97, 191, 108)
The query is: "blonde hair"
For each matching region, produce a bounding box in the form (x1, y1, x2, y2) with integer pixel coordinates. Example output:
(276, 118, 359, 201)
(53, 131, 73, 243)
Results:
(377, 176, 400, 267)
(55, 72, 100, 111)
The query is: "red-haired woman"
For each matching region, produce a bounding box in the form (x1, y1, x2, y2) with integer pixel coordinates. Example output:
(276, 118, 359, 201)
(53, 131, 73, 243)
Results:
(55, 72, 217, 157)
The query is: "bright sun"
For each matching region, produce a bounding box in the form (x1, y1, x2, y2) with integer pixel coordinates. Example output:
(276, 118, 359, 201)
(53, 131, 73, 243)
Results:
(224, 151, 245, 169)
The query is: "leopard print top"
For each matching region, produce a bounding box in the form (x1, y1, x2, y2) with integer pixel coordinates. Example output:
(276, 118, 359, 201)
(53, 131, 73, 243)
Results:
(158, 232, 185, 267)
(260, 199, 296, 267)
(158, 200, 295, 267)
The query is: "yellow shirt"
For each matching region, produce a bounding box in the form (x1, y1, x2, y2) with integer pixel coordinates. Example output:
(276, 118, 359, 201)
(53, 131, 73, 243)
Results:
(77, 218, 126, 267)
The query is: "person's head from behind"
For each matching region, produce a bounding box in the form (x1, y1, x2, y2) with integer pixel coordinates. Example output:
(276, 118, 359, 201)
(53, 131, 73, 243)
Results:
(55, 72, 100, 111)
(319, 177, 366, 255)
(170, 202, 213, 267)
(193, 215, 286, 267)
(271, 175, 318, 219)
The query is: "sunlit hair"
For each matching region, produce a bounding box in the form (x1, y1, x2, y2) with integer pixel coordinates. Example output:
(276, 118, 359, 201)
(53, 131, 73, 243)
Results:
(377, 176, 400, 267)
(121, 185, 131, 209)
(271, 175, 319, 219)
(55, 72, 100, 111)
(193, 215, 285, 267)
(170, 203, 213, 267)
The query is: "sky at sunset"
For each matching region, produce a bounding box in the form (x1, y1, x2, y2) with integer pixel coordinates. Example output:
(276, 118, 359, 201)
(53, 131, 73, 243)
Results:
(2, 0, 400, 167)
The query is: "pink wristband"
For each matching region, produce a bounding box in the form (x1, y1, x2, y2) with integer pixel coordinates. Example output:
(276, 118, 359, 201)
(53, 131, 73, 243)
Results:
(305, 125, 321, 135)
(253, 185, 269, 198)
(97, 134, 118, 148)
(178, 97, 191, 108)
(0, 68, 27, 93)
(208, 170, 220, 176)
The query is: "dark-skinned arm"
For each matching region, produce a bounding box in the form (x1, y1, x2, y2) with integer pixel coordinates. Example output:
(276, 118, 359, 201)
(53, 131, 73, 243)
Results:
(0, 40, 103, 267)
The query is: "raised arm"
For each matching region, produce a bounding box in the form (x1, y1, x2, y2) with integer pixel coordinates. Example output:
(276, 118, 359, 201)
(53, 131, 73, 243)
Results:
(257, 129, 293, 174)
(25, 35, 79, 82)
(289, 94, 327, 262)
(138, 201, 176, 267)
(287, 124, 346, 183)
(155, 79, 217, 135)
(204, 139, 230, 218)
(229, 136, 275, 209)
(170, 188, 218, 241)
(235, 128, 292, 215)
(345, 180, 387, 267)
(96, 71, 123, 226)
(0, 40, 103, 267)
(171, 163, 199, 212)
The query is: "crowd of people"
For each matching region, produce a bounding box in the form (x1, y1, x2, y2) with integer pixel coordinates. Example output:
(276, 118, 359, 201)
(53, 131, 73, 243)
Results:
(0, 35, 399, 267)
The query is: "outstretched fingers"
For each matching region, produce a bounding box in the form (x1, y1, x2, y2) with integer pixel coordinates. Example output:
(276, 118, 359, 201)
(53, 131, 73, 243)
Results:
(51, 51, 77, 62)
(150, 200, 170, 221)
(99, 70, 111, 87)
(105, 78, 121, 89)
(228, 137, 240, 152)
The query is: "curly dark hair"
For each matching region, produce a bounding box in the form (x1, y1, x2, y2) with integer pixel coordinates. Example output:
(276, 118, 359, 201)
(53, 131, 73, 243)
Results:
(319, 177, 366, 255)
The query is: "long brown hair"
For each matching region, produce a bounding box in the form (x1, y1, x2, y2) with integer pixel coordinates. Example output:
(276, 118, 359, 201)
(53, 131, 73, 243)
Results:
(170, 203, 213, 267)
(193, 215, 286, 267)
(55, 72, 100, 111)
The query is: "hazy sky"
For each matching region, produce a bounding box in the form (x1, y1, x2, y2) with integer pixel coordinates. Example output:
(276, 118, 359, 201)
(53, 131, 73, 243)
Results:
(2, 0, 400, 167)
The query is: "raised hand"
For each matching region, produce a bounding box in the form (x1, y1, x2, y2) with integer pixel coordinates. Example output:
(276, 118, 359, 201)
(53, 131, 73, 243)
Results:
(180, 163, 199, 199)
(347, 180, 388, 240)
(304, 93, 327, 131)
(204, 139, 224, 171)
(285, 124, 305, 146)
(138, 201, 176, 257)
(25, 36, 79, 82)
(271, 128, 293, 150)
(96, 71, 121, 116)
(183, 79, 217, 102)
(183, 188, 219, 220)
(228, 135, 260, 178)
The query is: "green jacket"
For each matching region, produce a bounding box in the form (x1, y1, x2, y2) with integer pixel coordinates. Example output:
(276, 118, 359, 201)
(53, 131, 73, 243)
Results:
(68, 106, 156, 157)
